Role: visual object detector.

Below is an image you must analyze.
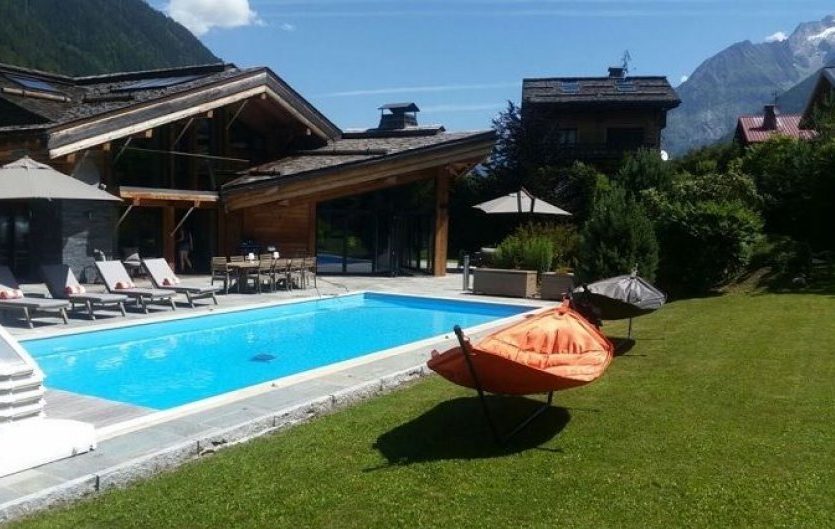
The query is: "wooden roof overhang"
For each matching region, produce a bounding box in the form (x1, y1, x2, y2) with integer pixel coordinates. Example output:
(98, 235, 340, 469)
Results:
(800, 68, 835, 127)
(46, 70, 341, 159)
(118, 186, 219, 208)
(222, 132, 495, 211)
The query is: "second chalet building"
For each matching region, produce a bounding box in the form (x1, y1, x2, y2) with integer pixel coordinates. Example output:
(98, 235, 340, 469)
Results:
(521, 67, 680, 168)
(0, 63, 494, 279)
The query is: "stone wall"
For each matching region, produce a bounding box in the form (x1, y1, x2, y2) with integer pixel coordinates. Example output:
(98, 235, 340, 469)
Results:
(60, 201, 116, 282)
(27, 202, 63, 278)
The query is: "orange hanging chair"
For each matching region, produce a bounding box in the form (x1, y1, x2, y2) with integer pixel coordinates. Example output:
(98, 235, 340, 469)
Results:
(428, 301, 614, 442)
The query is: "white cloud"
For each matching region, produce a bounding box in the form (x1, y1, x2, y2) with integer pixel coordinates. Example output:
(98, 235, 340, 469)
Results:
(165, 0, 261, 36)
(279, 22, 296, 31)
(765, 31, 788, 43)
(679, 75, 689, 84)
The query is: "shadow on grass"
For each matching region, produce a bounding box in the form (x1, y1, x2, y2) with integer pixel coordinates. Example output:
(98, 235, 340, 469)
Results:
(610, 337, 636, 356)
(729, 265, 835, 297)
(371, 396, 570, 467)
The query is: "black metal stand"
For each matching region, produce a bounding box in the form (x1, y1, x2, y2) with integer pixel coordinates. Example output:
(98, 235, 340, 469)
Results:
(453, 325, 555, 445)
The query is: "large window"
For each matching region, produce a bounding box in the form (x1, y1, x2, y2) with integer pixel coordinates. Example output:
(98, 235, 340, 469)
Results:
(316, 180, 435, 275)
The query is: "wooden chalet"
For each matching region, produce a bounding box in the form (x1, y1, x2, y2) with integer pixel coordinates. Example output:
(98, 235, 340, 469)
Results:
(801, 67, 835, 128)
(521, 67, 680, 169)
(0, 64, 494, 279)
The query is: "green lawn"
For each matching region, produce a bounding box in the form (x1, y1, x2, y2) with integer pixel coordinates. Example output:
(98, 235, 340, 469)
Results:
(10, 291, 835, 529)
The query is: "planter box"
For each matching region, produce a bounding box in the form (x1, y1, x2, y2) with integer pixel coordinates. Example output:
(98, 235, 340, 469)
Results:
(472, 268, 537, 298)
(541, 272, 575, 301)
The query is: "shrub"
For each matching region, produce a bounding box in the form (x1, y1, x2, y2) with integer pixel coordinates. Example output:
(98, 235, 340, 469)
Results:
(646, 170, 764, 296)
(673, 142, 743, 176)
(614, 148, 674, 195)
(534, 162, 608, 222)
(493, 233, 555, 273)
(750, 236, 813, 279)
(740, 136, 821, 245)
(576, 185, 659, 283)
(512, 222, 579, 270)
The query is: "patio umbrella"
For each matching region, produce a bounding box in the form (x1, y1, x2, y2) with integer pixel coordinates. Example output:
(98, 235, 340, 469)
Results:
(572, 272, 666, 338)
(473, 188, 571, 216)
(0, 157, 120, 202)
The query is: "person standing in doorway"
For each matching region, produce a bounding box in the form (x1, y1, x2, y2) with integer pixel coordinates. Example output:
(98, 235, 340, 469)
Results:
(177, 228, 193, 272)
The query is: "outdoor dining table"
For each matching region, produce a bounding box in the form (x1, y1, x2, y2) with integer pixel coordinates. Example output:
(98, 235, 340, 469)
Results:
(226, 261, 260, 293)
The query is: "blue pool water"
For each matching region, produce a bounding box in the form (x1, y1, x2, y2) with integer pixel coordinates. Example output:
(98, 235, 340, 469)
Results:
(23, 293, 529, 410)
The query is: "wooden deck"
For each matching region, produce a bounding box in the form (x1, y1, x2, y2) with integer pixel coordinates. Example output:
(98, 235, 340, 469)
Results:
(44, 389, 151, 428)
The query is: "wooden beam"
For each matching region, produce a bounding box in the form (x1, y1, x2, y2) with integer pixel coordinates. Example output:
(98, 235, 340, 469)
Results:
(118, 187, 219, 205)
(433, 171, 450, 277)
(124, 199, 216, 209)
(171, 117, 194, 148)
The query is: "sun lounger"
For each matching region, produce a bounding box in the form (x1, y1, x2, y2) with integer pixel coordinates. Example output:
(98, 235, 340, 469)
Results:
(141, 258, 220, 308)
(0, 266, 69, 328)
(40, 264, 127, 320)
(94, 261, 176, 313)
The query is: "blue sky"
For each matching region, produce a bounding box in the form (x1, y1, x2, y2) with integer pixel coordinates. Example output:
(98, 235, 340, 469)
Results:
(152, 0, 834, 132)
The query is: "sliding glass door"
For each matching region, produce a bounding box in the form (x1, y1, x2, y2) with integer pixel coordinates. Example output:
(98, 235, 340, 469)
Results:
(315, 180, 436, 275)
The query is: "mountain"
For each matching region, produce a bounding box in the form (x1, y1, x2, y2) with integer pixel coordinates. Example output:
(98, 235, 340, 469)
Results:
(0, 0, 219, 76)
(665, 15, 835, 156)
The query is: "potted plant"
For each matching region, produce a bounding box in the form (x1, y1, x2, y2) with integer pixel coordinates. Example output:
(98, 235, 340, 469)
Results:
(472, 234, 553, 298)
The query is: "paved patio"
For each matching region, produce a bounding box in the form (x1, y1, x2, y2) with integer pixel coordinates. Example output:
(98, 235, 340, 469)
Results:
(0, 272, 551, 522)
(4, 271, 479, 337)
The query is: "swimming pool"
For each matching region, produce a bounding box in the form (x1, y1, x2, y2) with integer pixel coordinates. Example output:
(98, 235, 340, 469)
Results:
(23, 293, 531, 410)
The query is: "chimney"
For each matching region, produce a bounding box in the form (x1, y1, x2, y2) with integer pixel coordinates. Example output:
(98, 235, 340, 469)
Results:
(378, 103, 420, 130)
(608, 66, 626, 79)
(762, 104, 779, 130)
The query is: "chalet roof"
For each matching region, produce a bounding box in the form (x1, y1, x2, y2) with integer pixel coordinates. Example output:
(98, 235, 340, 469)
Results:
(522, 76, 680, 108)
(736, 113, 816, 144)
(0, 62, 341, 154)
(800, 67, 835, 124)
(224, 129, 494, 191)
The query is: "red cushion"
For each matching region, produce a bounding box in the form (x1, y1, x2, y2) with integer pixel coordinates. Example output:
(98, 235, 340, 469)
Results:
(0, 289, 23, 300)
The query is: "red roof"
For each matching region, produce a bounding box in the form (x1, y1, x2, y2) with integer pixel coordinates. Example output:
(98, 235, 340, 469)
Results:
(737, 114, 817, 144)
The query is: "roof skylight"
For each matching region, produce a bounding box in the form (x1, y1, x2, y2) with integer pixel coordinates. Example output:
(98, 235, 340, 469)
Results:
(559, 81, 580, 94)
(615, 80, 637, 93)
(114, 75, 202, 92)
(5, 74, 61, 94)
